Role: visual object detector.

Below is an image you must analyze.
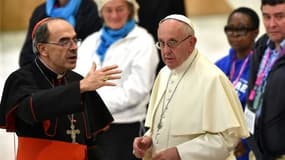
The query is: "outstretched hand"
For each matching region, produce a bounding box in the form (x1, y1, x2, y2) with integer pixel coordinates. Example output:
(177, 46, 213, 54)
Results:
(80, 63, 121, 93)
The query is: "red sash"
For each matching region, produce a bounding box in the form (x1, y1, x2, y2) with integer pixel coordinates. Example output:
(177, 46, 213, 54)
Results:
(17, 137, 87, 160)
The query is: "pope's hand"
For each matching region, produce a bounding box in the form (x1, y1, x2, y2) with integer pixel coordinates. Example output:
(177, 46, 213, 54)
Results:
(133, 136, 152, 158)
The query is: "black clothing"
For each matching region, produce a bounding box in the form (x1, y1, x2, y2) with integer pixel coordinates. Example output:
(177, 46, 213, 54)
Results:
(96, 122, 142, 160)
(0, 58, 113, 159)
(136, 0, 185, 41)
(19, 0, 102, 67)
(247, 34, 285, 159)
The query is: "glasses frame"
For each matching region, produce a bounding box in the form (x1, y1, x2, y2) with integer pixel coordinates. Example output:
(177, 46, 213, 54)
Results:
(156, 35, 192, 50)
(43, 38, 82, 48)
(224, 25, 256, 37)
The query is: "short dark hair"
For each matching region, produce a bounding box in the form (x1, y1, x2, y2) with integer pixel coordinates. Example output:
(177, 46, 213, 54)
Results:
(228, 7, 260, 30)
(262, 0, 285, 6)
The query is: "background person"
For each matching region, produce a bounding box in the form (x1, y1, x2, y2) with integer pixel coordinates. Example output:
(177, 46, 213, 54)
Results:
(215, 7, 259, 160)
(246, 0, 285, 159)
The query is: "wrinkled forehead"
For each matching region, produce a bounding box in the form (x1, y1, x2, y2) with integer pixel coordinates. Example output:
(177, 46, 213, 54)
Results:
(159, 14, 195, 34)
(157, 20, 186, 41)
(158, 19, 184, 33)
(47, 19, 73, 29)
(262, 3, 285, 14)
(159, 18, 189, 30)
(47, 19, 76, 39)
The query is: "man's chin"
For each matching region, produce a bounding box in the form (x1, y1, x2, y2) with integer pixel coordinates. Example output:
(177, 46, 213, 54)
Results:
(268, 34, 284, 43)
(67, 64, 76, 70)
(166, 63, 177, 70)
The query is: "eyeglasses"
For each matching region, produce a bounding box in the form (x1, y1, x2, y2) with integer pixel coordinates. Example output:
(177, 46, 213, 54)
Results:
(44, 38, 82, 48)
(155, 35, 192, 50)
(224, 25, 256, 37)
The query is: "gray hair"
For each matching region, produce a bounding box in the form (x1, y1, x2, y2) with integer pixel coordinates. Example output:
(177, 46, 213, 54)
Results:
(32, 21, 50, 54)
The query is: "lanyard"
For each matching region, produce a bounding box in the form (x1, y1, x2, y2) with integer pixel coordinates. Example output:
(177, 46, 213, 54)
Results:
(249, 47, 285, 103)
(229, 51, 252, 87)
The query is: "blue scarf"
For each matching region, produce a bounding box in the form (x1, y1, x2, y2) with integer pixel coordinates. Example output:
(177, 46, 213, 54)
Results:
(46, 0, 81, 27)
(96, 19, 136, 63)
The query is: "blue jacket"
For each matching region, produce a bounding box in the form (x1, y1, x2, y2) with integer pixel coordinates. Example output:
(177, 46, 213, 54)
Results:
(215, 48, 251, 108)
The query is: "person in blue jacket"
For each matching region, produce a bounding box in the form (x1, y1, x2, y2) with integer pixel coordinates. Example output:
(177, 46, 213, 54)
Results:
(215, 7, 259, 160)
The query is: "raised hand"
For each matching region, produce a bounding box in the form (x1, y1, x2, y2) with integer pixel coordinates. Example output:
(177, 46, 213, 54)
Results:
(80, 63, 122, 93)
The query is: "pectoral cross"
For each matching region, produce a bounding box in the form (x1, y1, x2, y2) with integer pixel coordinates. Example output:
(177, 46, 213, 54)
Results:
(66, 123, 80, 143)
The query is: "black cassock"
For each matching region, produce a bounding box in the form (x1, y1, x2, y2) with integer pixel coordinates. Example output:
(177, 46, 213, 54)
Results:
(0, 58, 113, 159)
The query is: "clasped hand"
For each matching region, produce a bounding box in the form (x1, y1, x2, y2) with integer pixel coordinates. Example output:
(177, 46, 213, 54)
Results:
(133, 136, 181, 160)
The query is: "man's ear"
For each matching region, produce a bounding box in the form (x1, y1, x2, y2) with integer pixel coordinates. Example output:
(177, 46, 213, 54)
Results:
(189, 36, 197, 51)
(190, 36, 197, 45)
(37, 43, 48, 56)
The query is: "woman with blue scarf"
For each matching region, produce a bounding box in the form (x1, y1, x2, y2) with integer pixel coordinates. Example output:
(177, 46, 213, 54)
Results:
(19, 0, 102, 67)
(75, 0, 159, 159)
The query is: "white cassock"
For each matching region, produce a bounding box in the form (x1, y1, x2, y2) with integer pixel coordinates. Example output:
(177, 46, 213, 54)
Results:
(144, 48, 249, 160)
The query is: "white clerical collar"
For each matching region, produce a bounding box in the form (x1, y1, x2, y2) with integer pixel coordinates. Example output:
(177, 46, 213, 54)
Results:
(171, 49, 198, 74)
(39, 58, 65, 79)
(57, 74, 65, 79)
